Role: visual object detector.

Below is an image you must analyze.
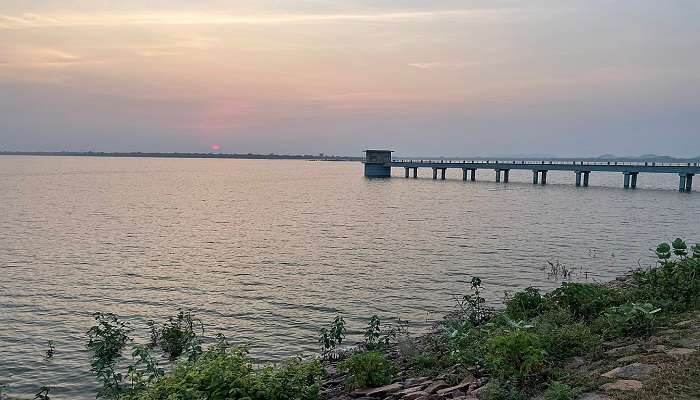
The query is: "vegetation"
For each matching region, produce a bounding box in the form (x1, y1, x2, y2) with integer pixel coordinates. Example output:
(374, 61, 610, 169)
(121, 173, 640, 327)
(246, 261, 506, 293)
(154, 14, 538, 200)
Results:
(337, 351, 394, 390)
(6, 237, 698, 400)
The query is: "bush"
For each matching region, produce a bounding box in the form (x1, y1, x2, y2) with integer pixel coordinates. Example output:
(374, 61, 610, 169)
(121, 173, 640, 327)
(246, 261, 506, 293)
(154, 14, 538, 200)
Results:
(319, 316, 347, 355)
(485, 380, 526, 400)
(598, 302, 661, 337)
(505, 287, 548, 321)
(537, 321, 601, 360)
(541, 381, 581, 400)
(454, 277, 494, 326)
(547, 283, 622, 320)
(631, 244, 700, 311)
(148, 310, 202, 360)
(129, 346, 324, 400)
(86, 313, 133, 399)
(337, 351, 394, 390)
(486, 330, 549, 385)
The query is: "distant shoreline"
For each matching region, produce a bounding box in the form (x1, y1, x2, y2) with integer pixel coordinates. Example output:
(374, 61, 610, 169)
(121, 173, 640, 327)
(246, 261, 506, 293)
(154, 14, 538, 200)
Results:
(0, 151, 363, 161)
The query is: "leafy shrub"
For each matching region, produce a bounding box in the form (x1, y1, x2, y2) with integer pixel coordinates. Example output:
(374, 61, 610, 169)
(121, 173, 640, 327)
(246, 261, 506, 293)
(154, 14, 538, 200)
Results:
(86, 312, 133, 399)
(130, 346, 324, 400)
(485, 380, 526, 400)
(148, 310, 202, 360)
(454, 277, 494, 326)
(486, 330, 549, 385)
(338, 351, 394, 390)
(505, 287, 548, 320)
(362, 315, 407, 349)
(672, 238, 688, 257)
(632, 242, 700, 311)
(319, 316, 347, 355)
(445, 319, 490, 367)
(547, 283, 621, 320)
(599, 302, 661, 337)
(541, 381, 581, 400)
(537, 321, 600, 360)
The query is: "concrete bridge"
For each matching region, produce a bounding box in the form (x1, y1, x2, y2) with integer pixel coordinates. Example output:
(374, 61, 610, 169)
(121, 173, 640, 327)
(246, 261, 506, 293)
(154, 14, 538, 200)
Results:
(363, 150, 699, 192)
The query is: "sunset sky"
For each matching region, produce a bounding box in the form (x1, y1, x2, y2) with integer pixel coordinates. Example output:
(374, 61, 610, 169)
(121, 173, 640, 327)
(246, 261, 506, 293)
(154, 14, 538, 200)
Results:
(2, 1, 699, 157)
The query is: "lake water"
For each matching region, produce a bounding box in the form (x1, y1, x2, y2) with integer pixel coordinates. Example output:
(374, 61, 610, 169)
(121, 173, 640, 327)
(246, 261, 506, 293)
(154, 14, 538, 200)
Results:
(1, 156, 698, 399)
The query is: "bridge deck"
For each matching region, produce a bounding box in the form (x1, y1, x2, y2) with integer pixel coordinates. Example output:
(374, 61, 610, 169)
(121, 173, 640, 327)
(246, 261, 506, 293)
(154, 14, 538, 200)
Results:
(389, 160, 700, 174)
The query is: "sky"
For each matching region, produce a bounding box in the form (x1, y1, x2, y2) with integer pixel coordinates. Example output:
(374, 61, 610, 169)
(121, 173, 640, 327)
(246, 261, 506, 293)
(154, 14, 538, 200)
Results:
(1, 1, 699, 157)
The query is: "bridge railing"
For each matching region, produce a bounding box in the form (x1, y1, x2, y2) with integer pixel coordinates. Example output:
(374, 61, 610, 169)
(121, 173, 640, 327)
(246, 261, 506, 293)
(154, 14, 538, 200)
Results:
(391, 159, 700, 167)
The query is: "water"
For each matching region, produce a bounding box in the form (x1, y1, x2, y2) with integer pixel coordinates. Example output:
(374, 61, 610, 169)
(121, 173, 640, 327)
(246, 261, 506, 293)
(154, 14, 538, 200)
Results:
(0, 156, 698, 399)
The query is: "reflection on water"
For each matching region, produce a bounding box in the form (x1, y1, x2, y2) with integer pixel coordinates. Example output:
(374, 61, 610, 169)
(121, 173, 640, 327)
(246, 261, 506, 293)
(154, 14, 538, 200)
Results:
(0, 156, 698, 399)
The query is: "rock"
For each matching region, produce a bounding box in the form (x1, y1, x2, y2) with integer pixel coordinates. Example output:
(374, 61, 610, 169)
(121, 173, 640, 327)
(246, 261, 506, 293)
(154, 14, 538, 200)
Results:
(604, 344, 639, 356)
(566, 356, 586, 369)
(468, 382, 491, 399)
(675, 320, 693, 328)
(350, 383, 403, 398)
(424, 380, 450, 394)
(415, 395, 443, 400)
(401, 392, 428, 400)
(436, 385, 467, 397)
(393, 386, 424, 397)
(579, 393, 612, 400)
(616, 354, 641, 363)
(601, 379, 643, 391)
(602, 363, 658, 380)
(672, 338, 700, 348)
(403, 377, 431, 388)
(665, 347, 697, 358)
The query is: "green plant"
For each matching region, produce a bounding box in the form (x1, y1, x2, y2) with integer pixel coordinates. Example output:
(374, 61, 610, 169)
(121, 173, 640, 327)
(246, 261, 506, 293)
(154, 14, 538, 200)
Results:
(632, 243, 700, 311)
(361, 315, 406, 349)
(130, 346, 324, 400)
(45, 340, 55, 359)
(127, 345, 164, 392)
(34, 386, 51, 400)
(338, 351, 394, 390)
(485, 379, 526, 400)
(600, 302, 661, 337)
(86, 312, 133, 399)
(454, 277, 493, 326)
(363, 315, 381, 348)
(541, 381, 581, 400)
(319, 316, 347, 355)
(672, 238, 688, 258)
(505, 287, 547, 320)
(486, 330, 549, 385)
(537, 321, 600, 360)
(149, 309, 202, 360)
(656, 242, 672, 262)
(547, 283, 621, 320)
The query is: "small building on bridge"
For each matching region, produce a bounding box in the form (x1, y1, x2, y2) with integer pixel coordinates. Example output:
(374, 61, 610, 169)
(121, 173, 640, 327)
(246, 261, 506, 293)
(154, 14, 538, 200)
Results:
(363, 150, 393, 177)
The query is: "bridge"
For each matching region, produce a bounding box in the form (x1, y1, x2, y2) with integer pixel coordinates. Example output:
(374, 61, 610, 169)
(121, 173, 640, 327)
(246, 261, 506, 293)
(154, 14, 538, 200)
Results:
(363, 150, 699, 192)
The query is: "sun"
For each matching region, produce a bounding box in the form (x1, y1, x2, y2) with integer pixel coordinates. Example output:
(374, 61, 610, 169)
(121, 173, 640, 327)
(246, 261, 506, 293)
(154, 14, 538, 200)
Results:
(211, 144, 221, 152)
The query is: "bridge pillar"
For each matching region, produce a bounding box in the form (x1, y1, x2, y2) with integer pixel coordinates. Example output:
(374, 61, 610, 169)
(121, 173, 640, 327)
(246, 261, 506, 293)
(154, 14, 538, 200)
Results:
(440, 168, 446, 180)
(412, 167, 418, 178)
(686, 174, 693, 192)
(575, 171, 582, 187)
(405, 167, 410, 178)
(432, 168, 438, 180)
(462, 168, 468, 181)
(495, 169, 501, 182)
(583, 172, 590, 187)
(630, 172, 638, 189)
(503, 169, 510, 183)
(541, 170, 548, 185)
(623, 173, 631, 189)
(679, 174, 687, 192)
(532, 170, 539, 184)
(470, 169, 476, 181)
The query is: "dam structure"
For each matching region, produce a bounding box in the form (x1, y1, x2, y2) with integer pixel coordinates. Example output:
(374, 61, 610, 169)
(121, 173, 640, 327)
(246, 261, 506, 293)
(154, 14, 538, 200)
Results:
(363, 150, 698, 192)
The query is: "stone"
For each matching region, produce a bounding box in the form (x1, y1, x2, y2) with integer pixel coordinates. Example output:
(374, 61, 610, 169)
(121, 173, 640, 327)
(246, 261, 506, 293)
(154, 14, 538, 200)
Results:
(672, 338, 700, 348)
(604, 344, 639, 356)
(415, 395, 443, 400)
(602, 363, 658, 380)
(424, 380, 449, 394)
(616, 354, 641, 363)
(665, 347, 697, 358)
(401, 392, 428, 400)
(469, 382, 491, 399)
(566, 356, 585, 369)
(436, 385, 466, 397)
(394, 386, 424, 397)
(578, 393, 612, 400)
(601, 379, 643, 391)
(403, 377, 431, 388)
(350, 383, 403, 398)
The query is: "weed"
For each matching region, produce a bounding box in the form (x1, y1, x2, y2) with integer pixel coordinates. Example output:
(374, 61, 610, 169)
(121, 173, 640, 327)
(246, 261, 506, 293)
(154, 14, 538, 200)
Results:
(45, 340, 55, 359)
(505, 287, 547, 321)
(34, 386, 51, 400)
(338, 351, 394, 390)
(547, 283, 621, 320)
(86, 312, 133, 399)
(454, 277, 493, 326)
(319, 316, 347, 356)
(486, 330, 549, 386)
(148, 309, 202, 360)
(599, 302, 661, 337)
(541, 381, 581, 400)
